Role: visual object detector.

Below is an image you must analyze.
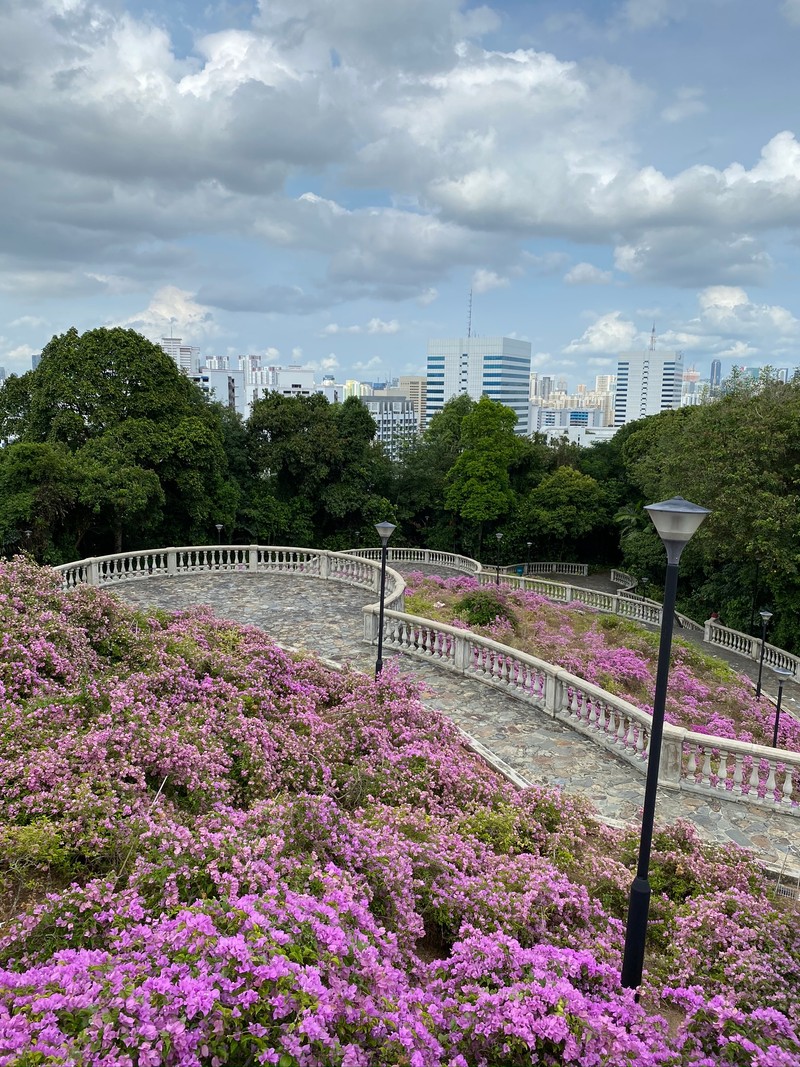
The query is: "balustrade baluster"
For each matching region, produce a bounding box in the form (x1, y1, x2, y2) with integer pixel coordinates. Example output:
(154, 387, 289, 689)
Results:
(765, 761, 777, 799)
(701, 749, 713, 787)
(636, 724, 647, 757)
(732, 755, 744, 793)
(782, 768, 795, 805)
(748, 760, 760, 795)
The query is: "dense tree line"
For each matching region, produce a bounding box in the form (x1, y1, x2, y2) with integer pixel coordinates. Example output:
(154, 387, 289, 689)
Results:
(3, 328, 800, 648)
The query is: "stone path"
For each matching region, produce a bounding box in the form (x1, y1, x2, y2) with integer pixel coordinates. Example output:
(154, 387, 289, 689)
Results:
(115, 571, 800, 880)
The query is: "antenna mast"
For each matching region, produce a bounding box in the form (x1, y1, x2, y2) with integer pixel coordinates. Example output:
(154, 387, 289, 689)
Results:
(650, 323, 656, 351)
(467, 289, 473, 339)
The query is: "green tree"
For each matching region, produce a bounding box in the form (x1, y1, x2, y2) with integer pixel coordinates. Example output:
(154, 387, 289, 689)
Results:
(444, 396, 523, 557)
(0, 327, 237, 557)
(523, 466, 608, 560)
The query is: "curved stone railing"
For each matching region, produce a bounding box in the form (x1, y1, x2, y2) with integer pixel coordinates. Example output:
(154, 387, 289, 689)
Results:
(501, 562, 590, 577)
(54, 545, 407, 612)
(703, 618, 800, 676)
(362, 606, 800, 815)
(346, 547, 482, 574)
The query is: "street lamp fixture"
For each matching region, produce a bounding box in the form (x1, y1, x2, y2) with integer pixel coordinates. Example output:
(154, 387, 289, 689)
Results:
(621, 496, 710, 992)
(374, 520, 396, 678)
(755, 609, 773, 699)
(526, 541, 533, 575)
(771, 667, 794, 748)
(215, 523, 224, 545)
(495, 531, 503, 586)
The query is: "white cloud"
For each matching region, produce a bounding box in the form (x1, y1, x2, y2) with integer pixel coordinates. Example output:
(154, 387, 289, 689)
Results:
(472, 268, 509, 293)
(352, 356, 382, 371)
(321, 317, 400, 335)
(563, 311, 640, 354)
(588, 357, 615, 366)
(123, 286, 218, 339)
(416, 287, 439, 306)
(661, 86, 706, 123)
(564, 262, 613, 285)
(782, 0, 800, 26)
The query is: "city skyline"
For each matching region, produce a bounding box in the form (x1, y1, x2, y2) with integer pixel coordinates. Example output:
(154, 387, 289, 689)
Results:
(3, 1, 800, 385)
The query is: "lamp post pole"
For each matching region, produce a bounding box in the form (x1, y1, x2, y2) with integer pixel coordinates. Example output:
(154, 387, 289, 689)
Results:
(526, 541, 532, 575)
(495, 531, 503, 586)
(771, 668, 794, 748)
(374, 521, 396, 678)
(215, 523, 224, 545)
(755, 610, 773, 699)
(621, 496, 710, 992)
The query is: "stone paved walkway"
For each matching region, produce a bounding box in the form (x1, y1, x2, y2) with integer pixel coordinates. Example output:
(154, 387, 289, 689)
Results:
(115, 571, 800, 880)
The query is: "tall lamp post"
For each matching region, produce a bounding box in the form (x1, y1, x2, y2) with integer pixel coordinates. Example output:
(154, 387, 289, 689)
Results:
(621, 496, 710, 992)
(215, 523, 224, 545)
(495, 531, 503, 586)
(771, 667, 794, 748)
(526, 541, 533, 575)
(755, 609, 773, 699)
(374, 520, 396, 678)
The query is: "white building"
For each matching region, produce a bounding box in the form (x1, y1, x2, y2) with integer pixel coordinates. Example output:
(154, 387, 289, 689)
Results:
(160, 337, 200, 375)
(532, 406, 605, 433)
(363, 394, 418, 458)
(613, 350, 683, 427)
(426, 336, 531, 433)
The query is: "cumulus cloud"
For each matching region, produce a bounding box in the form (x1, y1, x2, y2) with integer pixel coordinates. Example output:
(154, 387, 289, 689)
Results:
(564, 262, 613, 285)
(782, 0, 800, 25)
(563, 311, 640, 354)
(321, 318, 400, 335)
(472, 269, 509, 293)
(123, 286, 218, 339)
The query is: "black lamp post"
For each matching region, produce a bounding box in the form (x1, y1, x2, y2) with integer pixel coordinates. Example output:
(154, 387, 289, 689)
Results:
(755, 610, 773, 699)
(771, 667, 794, 748)
(495, 531, 503, 586)
(215, 523, 224, 545)
(621, 496, 710, 992)
(374, 520, 396, 678)
(526, 541, 533, 575)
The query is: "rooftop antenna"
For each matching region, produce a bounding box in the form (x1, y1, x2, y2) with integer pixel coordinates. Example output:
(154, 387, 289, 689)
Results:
(650, 322, 656, 352)
(467, 288, 473, 339)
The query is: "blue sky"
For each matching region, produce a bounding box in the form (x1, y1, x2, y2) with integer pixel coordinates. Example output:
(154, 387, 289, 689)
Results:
(2, 0, 800, 390)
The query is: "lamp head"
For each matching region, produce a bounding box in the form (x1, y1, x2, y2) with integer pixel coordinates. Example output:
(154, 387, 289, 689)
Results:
(374, 521, 396, 545)
(495, 531, 503, 542)
(759, 610, 773, 625)
(645, 496, 710, 565)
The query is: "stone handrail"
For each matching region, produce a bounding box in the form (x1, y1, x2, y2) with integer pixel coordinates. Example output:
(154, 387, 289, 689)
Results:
(363, 606, 799, 815)
(611, 568, 637, 589)
(703, 618, 800, 676)
(346, 547, 481, 574)
(54, 545, 407, 612)
(501, 562, 590, 576)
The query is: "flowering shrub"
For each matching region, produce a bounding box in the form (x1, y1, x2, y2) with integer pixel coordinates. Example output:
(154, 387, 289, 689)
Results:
(404, 573, 800, 751)
(0, 558, 797, 1064)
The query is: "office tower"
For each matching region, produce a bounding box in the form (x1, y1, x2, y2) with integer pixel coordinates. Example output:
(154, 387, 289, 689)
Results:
(710, 359, 721, 392)
(613, 350, 684, 426)
(426, 336, 531, 433)
(398, 375, 428, 431)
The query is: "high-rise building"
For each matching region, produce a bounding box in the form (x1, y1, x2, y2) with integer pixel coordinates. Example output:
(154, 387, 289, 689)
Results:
(613, 350, 683, 426)
(363, 395, 418, 458)
(398, 375, 427, 432)
(538, 375, 554, 403)
(710, 359, 721, 392)
(426, 336, 531, 433)
(160, 336, 200, 375)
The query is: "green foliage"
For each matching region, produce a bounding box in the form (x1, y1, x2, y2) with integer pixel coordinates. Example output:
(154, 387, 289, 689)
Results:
(0, 327, 238, 558)
(455, 589, 518, 629)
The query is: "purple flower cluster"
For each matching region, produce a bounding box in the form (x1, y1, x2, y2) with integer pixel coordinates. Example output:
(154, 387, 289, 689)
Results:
(0, 558, 797, 1065)
(405, 573, 800, 751)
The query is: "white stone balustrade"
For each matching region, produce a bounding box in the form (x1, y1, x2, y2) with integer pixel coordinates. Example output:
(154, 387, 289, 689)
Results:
(703, 618, 800, 675)
(55, 545, 406, 612)
(365, 605, 800, 816)
(53, 543, 799, 815)
(347, 547, 482, 574)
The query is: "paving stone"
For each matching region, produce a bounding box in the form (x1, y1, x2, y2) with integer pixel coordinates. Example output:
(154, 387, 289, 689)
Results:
(115, 570, 800, 876)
